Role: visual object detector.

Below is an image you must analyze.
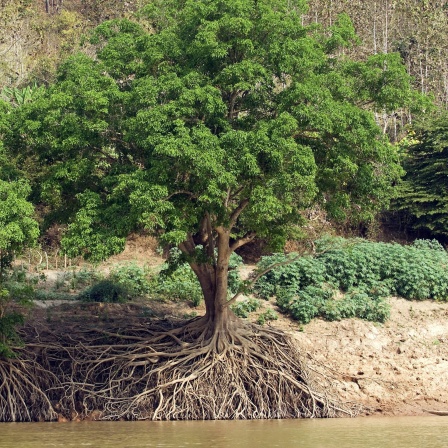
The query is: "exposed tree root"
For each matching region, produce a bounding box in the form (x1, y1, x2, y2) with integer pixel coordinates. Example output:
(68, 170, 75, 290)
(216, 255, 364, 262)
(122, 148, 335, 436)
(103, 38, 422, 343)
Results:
(0, 357, 58, 422)
(0, 317, 360, 421)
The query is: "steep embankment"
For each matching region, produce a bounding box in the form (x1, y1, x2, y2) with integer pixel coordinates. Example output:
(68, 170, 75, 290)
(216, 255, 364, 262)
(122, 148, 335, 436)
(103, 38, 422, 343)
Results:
(287, 297, 448, 416)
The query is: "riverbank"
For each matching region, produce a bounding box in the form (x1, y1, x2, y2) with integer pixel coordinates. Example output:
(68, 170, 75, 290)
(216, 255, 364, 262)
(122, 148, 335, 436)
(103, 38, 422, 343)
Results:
(29, 290, 448, 418)
(290, 297, 448, 416)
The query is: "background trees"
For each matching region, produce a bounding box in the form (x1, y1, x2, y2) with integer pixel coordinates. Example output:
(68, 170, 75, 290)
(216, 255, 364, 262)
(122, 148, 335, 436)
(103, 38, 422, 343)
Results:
(2, 0, 448, 107)
(392, 116, 448, 236)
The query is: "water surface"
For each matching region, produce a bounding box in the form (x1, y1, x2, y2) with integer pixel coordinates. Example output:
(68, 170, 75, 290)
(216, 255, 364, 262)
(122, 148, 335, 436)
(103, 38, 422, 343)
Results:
(1, 416, 446, 448)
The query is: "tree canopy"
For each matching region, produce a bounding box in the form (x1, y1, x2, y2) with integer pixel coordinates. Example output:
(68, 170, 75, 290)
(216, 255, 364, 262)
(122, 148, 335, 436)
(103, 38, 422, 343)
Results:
(0, 97, 39, 276)
(6, 0, 420, 317)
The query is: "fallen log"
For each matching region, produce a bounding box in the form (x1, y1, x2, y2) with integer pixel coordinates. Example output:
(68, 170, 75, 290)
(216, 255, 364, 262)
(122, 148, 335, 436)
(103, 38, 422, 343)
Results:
(424, 410, 448, 416)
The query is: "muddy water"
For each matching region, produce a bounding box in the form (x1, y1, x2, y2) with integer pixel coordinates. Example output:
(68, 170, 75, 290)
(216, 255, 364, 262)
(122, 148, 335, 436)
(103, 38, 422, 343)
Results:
(1, 417, 447, 448)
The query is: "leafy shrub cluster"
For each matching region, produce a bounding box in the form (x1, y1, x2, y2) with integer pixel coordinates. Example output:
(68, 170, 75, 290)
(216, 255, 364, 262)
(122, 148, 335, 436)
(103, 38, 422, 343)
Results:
(231, 299, 279, 324)
(109, 263, 152, 297)
(255, 238, 448, 324)
(78, 250, 243, 307)
(231, 298, 261, 318)
(256, 309, 279, 325)
(78, 263, 151, 303)
(78, 280, 128, 303)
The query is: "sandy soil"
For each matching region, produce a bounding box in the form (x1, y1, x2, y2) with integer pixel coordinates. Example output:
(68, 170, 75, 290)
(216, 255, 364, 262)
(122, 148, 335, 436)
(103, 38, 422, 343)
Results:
(288, 297, 448, 416)
(238, 263, 448, 416)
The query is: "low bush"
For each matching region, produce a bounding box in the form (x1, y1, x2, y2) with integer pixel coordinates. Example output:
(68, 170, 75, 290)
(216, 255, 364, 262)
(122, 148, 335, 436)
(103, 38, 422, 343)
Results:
(78, 280, 128, 303)
(231, 298, 261, 318)
(109, 263, 152, 298)
(255, 237, 447, 324)
(256, 308, 279, 325)
(154, 262, 203, 306)
(152, 248, 243, 307)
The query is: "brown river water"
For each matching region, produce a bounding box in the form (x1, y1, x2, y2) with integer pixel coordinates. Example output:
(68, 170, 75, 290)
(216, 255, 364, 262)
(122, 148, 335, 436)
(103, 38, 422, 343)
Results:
(1, 416, 447, 448)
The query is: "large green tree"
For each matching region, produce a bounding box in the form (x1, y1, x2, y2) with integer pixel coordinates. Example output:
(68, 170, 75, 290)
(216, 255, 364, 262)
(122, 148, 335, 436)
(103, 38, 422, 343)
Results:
(6, 0, 420, 420)
(392, 115, 448, 236)
(0, 100, 39, 360)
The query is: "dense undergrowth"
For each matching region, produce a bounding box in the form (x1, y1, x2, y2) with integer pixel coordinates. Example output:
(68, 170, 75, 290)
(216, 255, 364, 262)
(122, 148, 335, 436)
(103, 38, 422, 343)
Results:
(254, 238, 448, 324)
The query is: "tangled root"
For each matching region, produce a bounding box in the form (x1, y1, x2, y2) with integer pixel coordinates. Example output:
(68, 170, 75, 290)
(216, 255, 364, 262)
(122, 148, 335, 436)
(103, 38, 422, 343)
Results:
(0, 358, 58, 422)
(1, 317, 360, 421)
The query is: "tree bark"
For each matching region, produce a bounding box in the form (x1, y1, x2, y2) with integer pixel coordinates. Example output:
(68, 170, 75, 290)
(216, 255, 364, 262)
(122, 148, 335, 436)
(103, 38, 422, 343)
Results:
(181, 227, 235, 337)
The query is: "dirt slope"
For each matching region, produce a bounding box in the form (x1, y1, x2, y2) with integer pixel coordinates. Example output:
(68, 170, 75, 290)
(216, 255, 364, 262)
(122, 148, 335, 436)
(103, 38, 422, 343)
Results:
(280, 298, 448, 416)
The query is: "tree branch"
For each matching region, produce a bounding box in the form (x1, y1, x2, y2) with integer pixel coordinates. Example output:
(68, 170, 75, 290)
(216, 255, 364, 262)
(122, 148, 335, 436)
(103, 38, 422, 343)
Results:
(229, 198, 250, 228)
(179, 233, 196, 256)
(225, 252, 303, 308)
(229, 231, 256, 253)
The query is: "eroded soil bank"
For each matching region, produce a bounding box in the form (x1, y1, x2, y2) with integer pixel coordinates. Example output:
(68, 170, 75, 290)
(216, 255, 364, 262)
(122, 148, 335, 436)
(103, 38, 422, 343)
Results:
(291, 297, 448, 416)
(29, 293, 448, 418)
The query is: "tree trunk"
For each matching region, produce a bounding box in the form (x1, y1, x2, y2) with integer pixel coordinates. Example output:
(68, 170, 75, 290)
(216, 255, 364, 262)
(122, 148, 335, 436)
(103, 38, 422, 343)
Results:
(182, 228, 236, 340)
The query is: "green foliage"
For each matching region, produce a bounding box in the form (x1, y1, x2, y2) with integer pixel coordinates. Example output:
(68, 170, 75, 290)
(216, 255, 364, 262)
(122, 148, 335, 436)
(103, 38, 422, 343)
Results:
(6, 1, 417, 261)
(76, 263, 153, 302)
(3, 1, 423, 315)
(153, 261, 204, 306)
(0, 179, 39, 276)
(227, 251, 244, 294)
(231, 298, 261, 319)
(0, 83, 44, 107)
(256, 308, 279, 325)
(255, 237, 448, 324)
(109, 263, 152, 297)
(151, 249, 242, 306)
(393, 117, 448, 237)
(78, 279, 128, 303)
(0, 308, 24, 359)
(255, 254, 326, 299)
(68, 268, 101, 290)
(42, 268, 100, 294)
(0, 268, 38, 358)
(0, 160, 39, 357)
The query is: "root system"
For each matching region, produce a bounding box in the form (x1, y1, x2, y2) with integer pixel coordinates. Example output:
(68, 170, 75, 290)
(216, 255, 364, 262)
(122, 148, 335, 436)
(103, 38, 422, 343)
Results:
(1, 314, 360, 422)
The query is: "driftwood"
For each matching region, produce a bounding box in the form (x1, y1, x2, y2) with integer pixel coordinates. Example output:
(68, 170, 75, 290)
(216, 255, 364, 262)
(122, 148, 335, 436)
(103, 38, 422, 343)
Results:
(424, 409, 448, 416)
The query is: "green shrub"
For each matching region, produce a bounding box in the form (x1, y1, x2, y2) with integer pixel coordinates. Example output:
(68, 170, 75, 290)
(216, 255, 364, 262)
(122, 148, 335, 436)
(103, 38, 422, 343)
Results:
(109, 263, 152, 298)
(0, 309, 24, 358)
(256, 308, 279, 325)
(0, 270, 37, 358)
(78, 280, 128, 303)
(69, 268, 101, 290)
(254, 254, 326, 299)
(52, 269, 100, 292)
(231, 298, 261, 318)
(255, 237, 448, 325)
(152, 248, 242, 306)
(277, 286, 333, 323)
(228, 252, 244, 295)
(154, 262, 203, 306)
